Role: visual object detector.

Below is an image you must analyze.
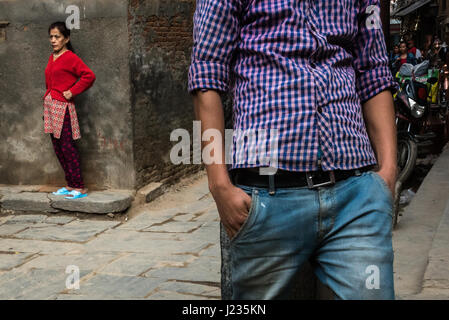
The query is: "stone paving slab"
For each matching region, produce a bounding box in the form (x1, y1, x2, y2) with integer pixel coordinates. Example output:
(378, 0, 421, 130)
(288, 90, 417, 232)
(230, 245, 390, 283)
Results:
(28, 222, 68, 229)
(43, 216, 76, 225)
(116, 208, 184, 231)
(17, 252, 119, 273)
(0, 238, 84, 254)
(180, 198, 216, 215)
(1, 193, 59, 213)
(0, 252, 37, 271)
(198, 244, 220, 258)
(156, 280, 220, 298)
(422, 248, 449, 290)
(98, 253, 195, 276)
(5, 214, 48, 224)
(143, 256, 221, 284)
(0, 268, 69, 300)
(101, 228, 181, 241)
(407, 288, 449, 300)
(67, 274, 166, 299)
(172, 212, 198, 222)
(393, 144, 449, 297)
(0, 224, 31, 237)
(186, 183, 211, 201)
(178, 222, 220, 243)
(199, 219, 221, 229)
(142, 220, 204, 233)
(0, 215, 11, 225)
(13, 220, 121, 243)
(84, 229, 209, 254)
(147, 290, 216, 300)
(190, 207, 219, 223)
(421, 200, 449, 291)
(49, 190, 134, 214)
(54, 294, 146, 300)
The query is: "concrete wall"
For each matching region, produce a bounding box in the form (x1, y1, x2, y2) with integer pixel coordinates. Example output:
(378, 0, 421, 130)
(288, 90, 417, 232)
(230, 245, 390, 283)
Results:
(128, 0, 201, 189)
(0, 0, 135, 189)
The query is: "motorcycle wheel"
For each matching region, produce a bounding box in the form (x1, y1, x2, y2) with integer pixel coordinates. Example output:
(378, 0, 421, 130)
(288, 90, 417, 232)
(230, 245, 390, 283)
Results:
(393, 181, 402, 229)
(397, 138, 418, 183)
(393, 138, 418, 229)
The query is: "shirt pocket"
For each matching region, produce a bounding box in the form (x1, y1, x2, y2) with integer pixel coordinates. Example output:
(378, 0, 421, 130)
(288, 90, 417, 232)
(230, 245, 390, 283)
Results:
(320, 0, 358, 46)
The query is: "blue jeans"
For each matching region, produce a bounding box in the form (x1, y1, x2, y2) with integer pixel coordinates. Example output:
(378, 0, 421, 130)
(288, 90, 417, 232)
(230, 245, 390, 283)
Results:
(224, 170, 395, 300)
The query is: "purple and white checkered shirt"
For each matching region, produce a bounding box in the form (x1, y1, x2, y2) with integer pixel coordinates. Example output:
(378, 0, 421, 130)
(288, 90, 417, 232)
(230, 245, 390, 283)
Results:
(188, 0, 398, 172)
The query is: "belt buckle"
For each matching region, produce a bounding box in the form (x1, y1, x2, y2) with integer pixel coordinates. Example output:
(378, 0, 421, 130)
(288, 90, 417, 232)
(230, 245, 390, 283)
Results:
(306, 170, 336, 189)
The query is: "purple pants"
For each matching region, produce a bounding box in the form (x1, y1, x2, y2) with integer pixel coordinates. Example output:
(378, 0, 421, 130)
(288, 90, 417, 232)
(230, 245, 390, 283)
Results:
(50, 107, 85, 189)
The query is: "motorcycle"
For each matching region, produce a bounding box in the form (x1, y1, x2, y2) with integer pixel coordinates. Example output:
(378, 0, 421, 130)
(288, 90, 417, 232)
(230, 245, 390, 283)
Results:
(393, 75, 439, 228)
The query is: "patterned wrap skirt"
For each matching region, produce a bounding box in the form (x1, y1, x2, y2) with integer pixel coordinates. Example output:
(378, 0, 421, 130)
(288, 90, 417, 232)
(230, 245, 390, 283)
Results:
(43, 93, 81, 140)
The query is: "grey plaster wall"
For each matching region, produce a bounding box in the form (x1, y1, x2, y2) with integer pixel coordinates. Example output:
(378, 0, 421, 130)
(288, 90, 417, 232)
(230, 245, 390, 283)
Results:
(0, 0, 135, 189)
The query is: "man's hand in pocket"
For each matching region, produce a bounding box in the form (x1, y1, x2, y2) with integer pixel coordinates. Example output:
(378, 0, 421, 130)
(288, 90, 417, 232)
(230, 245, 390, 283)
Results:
(210, 183, 252, 239)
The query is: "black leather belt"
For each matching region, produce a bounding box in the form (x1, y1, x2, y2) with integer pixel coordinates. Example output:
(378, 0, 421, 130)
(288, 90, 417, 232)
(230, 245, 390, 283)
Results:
(231, 165, 375, 190)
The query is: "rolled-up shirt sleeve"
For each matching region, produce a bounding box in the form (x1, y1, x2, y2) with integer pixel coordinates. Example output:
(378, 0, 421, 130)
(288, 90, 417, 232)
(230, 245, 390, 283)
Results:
(352, 0, 399, 104)
(188, 0, 242, 94)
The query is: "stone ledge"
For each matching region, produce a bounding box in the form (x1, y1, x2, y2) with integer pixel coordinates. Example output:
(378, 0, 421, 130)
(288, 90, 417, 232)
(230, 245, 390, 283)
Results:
(136, 182, 165, 204)
(0, 187, 134, 215)
(49, 190, 134, 214)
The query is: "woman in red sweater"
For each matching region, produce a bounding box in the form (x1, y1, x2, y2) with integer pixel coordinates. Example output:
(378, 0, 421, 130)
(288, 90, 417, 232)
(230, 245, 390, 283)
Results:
(44, 21, 96, 199)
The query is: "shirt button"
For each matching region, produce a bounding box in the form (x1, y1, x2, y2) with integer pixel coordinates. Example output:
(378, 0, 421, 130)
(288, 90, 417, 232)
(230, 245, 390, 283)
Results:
(317, 106, 323, 113)
(310, 62, 317, 69)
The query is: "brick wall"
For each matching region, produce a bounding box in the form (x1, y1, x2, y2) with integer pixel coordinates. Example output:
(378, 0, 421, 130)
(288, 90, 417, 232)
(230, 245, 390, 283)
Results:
(128, 0, 203, 189)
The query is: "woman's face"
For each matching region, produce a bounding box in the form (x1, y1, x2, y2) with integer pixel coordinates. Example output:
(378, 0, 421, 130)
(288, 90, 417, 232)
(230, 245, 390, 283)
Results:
(399, 43, 407, 54)
(393, 46, 399, 54)
(433, 40, 441, 52)
(49, 28, 68, 52)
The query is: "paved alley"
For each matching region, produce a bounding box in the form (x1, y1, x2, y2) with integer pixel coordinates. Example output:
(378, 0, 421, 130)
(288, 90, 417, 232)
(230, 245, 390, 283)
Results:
(0, 172, 222, 300)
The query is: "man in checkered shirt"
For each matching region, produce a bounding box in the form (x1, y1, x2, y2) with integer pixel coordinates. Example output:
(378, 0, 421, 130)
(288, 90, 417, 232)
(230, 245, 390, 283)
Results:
(189, 0, 398, 299)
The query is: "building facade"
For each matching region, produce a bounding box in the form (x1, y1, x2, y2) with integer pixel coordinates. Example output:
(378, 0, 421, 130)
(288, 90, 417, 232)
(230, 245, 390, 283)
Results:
(391, 0, 440, 46)
(0, 0, 201, 191)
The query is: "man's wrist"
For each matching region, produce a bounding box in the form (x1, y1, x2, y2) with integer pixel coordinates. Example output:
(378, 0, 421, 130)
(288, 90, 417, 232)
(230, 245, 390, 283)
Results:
(208, 172, 233, 194)
(376, 162, 398, 179)
(376, 158, 397, 170)
(209, 183, 233, 195)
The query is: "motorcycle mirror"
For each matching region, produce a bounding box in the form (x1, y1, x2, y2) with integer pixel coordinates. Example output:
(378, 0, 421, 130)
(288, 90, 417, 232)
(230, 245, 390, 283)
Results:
(427, 77, 438, 84)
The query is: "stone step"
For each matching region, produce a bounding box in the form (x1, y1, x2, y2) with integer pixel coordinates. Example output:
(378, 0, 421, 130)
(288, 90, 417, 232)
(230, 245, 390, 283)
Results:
(136, 182, 165, 204)
(0, 188, 134, 215)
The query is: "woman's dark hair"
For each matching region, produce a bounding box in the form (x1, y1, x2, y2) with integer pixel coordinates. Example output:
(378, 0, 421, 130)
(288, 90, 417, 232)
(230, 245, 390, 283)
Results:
(48, 21, 75, 53)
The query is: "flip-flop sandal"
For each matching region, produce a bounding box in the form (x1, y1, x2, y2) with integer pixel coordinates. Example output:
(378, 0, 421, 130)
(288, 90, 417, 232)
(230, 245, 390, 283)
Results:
(65, 190, 88, 200)
(52, 187, 71, 195)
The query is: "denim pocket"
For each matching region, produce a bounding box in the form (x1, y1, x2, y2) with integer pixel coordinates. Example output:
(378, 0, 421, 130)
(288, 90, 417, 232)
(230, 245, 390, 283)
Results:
(230, 186, 259, 244)
(370, 171, 394, 205)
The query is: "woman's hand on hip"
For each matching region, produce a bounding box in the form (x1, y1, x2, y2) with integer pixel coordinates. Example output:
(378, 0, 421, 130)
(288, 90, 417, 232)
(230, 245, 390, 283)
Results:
(63, 90, 73, 100)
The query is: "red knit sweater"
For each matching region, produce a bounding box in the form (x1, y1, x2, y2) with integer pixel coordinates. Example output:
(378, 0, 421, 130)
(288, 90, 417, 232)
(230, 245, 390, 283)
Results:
(44, 50, 96, 102)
